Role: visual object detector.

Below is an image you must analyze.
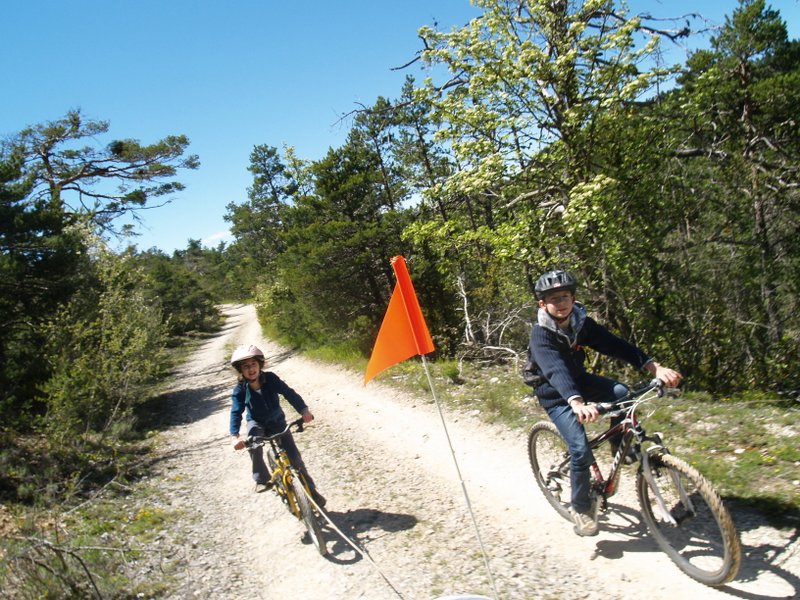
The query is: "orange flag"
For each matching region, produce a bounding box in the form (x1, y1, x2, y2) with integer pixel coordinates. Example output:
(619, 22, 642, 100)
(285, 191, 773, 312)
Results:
(364, 256, 435, 385)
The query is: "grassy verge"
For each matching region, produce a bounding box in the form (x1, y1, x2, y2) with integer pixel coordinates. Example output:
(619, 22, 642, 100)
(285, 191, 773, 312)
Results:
(0, 331, 210, 598)
(0, 432, 185, 598)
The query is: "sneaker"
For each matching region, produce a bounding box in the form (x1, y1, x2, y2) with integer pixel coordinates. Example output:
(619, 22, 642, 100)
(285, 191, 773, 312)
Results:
(571, 508, 598, 537)
(254, 481, 273, 493)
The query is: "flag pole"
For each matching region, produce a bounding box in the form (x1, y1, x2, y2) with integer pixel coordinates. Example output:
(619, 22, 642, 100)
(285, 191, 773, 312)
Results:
(420, 354, 500, 600)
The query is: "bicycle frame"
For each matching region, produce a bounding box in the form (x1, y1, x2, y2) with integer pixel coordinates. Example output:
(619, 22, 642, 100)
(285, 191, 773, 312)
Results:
(243, 418, 328, 556)
(247, 419, 311, 517)
(586, 381, 682, 521)
(266, 436, 305, 516)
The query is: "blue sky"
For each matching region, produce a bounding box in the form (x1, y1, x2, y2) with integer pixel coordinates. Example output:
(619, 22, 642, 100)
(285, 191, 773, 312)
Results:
(2, 0, 798, 254)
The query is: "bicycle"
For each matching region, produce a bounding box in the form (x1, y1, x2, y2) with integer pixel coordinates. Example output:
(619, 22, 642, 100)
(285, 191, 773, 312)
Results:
(527, 379, 741, 586)
(245, 418, 328, 556)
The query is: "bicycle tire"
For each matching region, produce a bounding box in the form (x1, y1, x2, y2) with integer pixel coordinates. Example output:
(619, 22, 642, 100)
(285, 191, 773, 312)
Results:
(636, 451, 741, 586)
(290, 476, 327, 556)
(528, 421, 573, 521)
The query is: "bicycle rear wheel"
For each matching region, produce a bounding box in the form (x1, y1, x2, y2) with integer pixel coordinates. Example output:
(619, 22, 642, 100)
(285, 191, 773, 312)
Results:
(528, 421, 573, 521)
(636, 451, 741, 586)
(290, 476, 327, 556)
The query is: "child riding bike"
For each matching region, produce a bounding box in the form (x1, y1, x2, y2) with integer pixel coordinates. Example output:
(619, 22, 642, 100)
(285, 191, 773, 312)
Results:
(229, 344, 326, 507)
(527, 270, 681, 536)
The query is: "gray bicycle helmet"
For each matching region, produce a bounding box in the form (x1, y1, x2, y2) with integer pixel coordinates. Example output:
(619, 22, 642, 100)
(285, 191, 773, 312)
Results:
(534, 270, 577, 299)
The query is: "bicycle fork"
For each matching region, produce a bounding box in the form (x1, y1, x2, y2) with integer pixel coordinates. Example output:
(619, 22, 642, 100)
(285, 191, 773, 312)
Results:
(639, 434, 696, 527)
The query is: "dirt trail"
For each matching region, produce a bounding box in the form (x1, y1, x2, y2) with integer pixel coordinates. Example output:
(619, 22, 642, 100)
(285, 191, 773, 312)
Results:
(147, 304, 799, 599)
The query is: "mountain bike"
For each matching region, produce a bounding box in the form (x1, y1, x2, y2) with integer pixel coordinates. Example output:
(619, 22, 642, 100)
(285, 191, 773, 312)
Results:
(527, 379, 741, 586)
(245, 418, 327, 556)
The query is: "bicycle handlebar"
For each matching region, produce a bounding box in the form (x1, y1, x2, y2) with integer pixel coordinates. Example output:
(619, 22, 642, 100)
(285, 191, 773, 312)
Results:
(244, 417, 306, 448)
(594, 378, 665, 416)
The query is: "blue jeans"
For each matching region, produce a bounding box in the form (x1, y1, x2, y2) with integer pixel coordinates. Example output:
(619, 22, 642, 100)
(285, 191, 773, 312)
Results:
(246, 420, 318, 493)
(545, 374, 628, 514)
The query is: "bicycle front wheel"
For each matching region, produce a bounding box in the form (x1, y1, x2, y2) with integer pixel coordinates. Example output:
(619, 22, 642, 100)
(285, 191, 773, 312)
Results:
(637, 451, 741, 586)
(266, 450, 291, 509)
(290, 476, 327, 556)
(528, 421, 573, 521)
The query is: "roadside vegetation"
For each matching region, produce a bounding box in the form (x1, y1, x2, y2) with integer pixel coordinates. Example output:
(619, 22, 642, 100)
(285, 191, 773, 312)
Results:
(2, 0, 798, 597)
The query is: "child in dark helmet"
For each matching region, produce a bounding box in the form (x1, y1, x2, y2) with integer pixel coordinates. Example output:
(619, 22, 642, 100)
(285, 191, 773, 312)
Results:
(229, 344, 326, 507)
(528, 270, 681, 536)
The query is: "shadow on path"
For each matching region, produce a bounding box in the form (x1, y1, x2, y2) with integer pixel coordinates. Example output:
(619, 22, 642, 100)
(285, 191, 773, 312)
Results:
(590, 500, 799, 598)
(317, 507, 418, 566)
(137, 380, 230, 431)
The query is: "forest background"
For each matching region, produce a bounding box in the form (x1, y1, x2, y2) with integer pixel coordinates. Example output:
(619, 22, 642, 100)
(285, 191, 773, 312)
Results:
(1, 0, 799, 593)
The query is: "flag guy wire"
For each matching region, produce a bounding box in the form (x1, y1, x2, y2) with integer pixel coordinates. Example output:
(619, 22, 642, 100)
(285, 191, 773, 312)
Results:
(364, 256, 499, 599)
(420, 354, 500, 600)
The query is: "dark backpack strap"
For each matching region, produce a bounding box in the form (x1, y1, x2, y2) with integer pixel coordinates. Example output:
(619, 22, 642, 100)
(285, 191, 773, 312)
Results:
(522, 345, 543, 387)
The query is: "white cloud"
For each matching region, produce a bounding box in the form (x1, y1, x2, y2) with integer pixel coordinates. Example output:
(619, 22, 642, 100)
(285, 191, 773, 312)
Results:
(202, 230, 233, 246)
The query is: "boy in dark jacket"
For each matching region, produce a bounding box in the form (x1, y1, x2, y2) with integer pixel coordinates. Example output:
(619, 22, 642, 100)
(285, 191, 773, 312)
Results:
(529, 270, 681, 536)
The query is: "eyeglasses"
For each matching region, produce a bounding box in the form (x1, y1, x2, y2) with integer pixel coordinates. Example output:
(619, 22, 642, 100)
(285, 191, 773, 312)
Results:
(544, 293, 573, 305)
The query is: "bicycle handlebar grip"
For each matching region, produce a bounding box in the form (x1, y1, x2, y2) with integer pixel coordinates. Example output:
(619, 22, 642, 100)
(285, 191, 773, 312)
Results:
(651, 377, 665, 396)
(595, 402, 616, 415)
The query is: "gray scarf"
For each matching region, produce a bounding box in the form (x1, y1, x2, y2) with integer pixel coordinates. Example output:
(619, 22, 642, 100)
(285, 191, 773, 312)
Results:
(537, 301, 587, 348)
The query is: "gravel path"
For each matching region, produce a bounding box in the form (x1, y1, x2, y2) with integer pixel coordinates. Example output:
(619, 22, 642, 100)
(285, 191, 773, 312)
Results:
(142, 304, 800, 600)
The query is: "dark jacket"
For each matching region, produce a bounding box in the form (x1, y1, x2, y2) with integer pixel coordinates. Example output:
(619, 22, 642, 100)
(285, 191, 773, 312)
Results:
(229, 371, 307, 436)
(529, 303, 651, 409)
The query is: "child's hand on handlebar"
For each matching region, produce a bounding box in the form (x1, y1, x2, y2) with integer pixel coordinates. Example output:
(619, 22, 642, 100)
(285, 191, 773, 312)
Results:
(232, 436, 245, 451)
(652, 364, 682, 388)
(301, 408, 315, 424)
(569, 398, 599, 424)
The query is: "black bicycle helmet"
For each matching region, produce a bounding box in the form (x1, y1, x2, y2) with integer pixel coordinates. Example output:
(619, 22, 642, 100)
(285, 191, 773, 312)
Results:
(534, 270, 577, 299)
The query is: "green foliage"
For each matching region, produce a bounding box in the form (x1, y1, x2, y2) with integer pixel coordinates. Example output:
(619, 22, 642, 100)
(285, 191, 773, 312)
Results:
(0, 113, 216, 598)
(13, 109, 199, 235)
(654, 0, 800, 390)
(0, 153, 91, 428)
(135, 242, 222, 336)
(217, 0, 800, 398)
(224, 144, 294, 279)
(42, 241, 168, 440)
(1, 111, 201, 431)
(231, 101, 456, 354)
